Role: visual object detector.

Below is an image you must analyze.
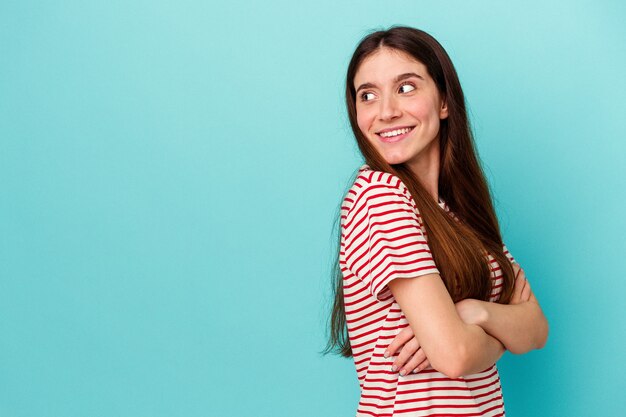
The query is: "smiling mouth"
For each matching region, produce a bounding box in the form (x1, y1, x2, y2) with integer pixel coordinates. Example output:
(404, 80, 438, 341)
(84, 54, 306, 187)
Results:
(376, 126, 415, 139)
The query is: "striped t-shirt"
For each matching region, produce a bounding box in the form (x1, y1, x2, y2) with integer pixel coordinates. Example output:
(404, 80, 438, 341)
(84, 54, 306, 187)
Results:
(339, 165, 515, 417)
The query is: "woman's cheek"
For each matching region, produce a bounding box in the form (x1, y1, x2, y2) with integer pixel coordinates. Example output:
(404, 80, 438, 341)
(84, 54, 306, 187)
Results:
(356, 113, 371, 138)
(356, 116, 368, 137)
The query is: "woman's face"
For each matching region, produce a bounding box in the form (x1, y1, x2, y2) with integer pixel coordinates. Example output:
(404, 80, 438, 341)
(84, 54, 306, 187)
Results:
(353, 47, 448, 173)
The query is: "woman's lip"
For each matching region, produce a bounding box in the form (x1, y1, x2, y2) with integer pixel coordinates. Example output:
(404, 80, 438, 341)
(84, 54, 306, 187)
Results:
(376, 125, 415, 134)
(376, 126, 414, 143)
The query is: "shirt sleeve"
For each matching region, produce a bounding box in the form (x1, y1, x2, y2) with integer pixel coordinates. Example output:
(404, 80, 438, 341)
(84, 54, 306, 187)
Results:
(341, 179, 440, 301)
(502, 244, 517, 265)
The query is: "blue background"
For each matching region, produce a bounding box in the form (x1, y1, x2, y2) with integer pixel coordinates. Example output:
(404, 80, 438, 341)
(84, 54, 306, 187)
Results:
(1, 1, 625, 416)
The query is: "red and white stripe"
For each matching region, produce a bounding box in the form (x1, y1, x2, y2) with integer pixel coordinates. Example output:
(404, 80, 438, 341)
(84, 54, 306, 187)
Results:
(340, 165, 516, 417)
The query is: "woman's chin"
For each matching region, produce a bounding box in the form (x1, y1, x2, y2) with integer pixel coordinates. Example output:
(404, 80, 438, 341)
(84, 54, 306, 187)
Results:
(383, 154, 407, 166)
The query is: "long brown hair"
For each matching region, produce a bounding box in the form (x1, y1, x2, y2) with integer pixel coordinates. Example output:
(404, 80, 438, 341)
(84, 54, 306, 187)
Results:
(324, 26, 515, 357)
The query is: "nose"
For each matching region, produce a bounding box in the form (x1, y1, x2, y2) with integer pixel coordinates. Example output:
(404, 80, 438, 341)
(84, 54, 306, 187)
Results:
(379, 95, 401, 121)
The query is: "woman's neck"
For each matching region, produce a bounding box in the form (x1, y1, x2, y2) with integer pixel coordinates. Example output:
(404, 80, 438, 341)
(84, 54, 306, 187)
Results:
(407, 141, 440, 202)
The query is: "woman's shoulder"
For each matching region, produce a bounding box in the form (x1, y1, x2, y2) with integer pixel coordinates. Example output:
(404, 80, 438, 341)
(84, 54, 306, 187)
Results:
(342, 164, 413, 212)
(354, 164, 409, 190)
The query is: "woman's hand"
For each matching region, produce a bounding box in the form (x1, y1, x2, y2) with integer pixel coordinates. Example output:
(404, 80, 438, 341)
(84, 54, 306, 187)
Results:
(510, 264, 533, 304)
(385, 299, 488, 375)
(383, 325, 430, 376)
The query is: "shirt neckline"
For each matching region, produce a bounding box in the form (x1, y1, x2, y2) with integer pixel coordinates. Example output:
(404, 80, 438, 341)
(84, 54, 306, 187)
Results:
(359, 164, 447, 209)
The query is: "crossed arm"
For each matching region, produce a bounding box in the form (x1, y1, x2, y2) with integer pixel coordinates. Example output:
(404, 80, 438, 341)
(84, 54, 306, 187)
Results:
(386, 264, 548, 378)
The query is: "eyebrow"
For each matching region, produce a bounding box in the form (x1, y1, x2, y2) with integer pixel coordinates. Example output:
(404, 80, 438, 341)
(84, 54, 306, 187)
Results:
(355, 72, 425, 93)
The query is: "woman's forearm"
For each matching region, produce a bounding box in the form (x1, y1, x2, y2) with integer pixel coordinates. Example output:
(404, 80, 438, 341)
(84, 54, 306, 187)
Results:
(389, 274, 510, 379)
(457, 324, 506, 376)
(476, 299, 548, 354)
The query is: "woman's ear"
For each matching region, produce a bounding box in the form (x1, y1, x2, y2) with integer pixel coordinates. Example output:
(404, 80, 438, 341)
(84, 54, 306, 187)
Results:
(440, 99, 449, 119)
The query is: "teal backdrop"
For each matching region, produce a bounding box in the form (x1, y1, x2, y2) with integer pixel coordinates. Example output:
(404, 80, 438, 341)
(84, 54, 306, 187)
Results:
(1, 1, 625, 416)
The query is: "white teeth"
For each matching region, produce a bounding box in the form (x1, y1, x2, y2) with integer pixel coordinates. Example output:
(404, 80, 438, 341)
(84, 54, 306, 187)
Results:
(379, 127, 412, 138)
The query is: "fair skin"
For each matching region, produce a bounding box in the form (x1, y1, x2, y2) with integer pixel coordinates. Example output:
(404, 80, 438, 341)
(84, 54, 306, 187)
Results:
(355, 48, 443, 201)
(353, 47, 548, 378)
(388, 266, 547, 375)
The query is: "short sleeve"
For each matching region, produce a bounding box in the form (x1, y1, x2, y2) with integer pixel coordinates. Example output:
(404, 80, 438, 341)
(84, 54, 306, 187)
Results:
(502, 244, 517, 265)
(340, 175, 440, 301)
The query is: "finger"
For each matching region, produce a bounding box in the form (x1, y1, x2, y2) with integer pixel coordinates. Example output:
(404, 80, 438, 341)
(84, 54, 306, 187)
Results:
(519, 274, 527, 298)
(385, 326, 414, 358)
(399, 349, 427, 376)
(521, 278, 532, 302)
(392, 338, 420, 372)
(511, 271, 525, 304)
(412, 359, 430, 375)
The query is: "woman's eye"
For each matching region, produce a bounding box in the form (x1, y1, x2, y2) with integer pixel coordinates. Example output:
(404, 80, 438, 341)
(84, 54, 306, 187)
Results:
(399, 83, 416, 93)
(361, 92, 376, 101)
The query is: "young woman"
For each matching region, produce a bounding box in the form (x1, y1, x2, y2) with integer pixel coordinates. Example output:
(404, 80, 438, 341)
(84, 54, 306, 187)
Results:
(326, 27, 548, 416)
